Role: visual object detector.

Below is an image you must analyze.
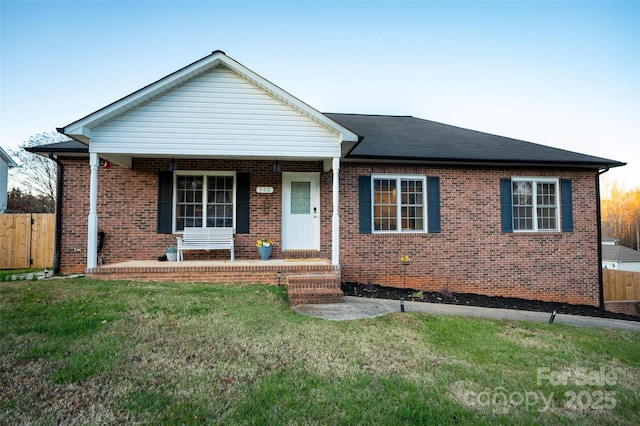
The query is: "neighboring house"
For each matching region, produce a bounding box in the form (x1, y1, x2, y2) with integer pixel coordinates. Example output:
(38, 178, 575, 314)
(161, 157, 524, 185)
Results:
(0, 146, 18, 212)
(32, 51, 625, 306)
(602, 242, 640, 272)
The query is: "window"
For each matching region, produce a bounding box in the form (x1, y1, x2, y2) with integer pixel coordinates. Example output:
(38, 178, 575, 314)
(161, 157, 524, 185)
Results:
(511, 178, 558, 231)
(372, 175, 426, 232)
(174, 172, 235, 231)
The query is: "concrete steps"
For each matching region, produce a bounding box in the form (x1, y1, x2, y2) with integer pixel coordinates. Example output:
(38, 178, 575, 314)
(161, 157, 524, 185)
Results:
(287, 273, 344, 305)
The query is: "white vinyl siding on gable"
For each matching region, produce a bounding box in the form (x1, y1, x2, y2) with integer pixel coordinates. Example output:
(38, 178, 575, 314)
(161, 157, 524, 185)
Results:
(90, 67, 340, 158)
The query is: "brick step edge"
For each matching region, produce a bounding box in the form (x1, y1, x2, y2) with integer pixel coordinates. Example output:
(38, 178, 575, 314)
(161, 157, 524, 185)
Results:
(289, 291, 344, 305)
(286, 274, 340, 286)
(287, 280, 342, 293)
(287, 281, 341, 291)
(286, 274, 343, 305)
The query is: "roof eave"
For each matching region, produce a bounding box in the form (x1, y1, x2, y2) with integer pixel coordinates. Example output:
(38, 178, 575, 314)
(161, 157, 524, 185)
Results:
(25, 140, 90, 159)
(0, 147, 18, 167)
(25, 148, 88, 155)
(344, 155, 626, 169)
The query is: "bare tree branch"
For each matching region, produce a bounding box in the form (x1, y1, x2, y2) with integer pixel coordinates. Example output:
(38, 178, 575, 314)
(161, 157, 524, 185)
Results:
(8, 131, 67, 213)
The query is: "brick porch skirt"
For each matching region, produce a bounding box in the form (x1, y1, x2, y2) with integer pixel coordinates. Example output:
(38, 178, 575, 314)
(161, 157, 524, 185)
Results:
(604, 300, 640, 317)
(86, 259, 344, 305)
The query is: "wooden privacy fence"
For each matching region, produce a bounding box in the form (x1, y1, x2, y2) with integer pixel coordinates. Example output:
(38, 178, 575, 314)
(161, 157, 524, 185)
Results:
(0, 214, 55, 269)
(603, 269, 640, 301)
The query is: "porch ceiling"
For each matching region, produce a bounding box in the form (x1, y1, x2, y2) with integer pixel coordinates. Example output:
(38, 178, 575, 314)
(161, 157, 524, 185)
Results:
(99, 152, 340, 170)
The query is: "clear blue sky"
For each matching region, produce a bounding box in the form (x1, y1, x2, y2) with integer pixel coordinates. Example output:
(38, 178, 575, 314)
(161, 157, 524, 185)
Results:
(1, 0, 639, 188)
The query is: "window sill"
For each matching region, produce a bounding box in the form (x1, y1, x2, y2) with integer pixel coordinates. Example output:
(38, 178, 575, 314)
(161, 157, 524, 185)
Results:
(372, 231, 429, 236)
(510, 230, 562, 235)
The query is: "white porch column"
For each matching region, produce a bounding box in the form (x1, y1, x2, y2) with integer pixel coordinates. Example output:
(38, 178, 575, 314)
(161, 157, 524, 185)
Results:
(87, 153, 99, 268)
(331, 157, 340, 266)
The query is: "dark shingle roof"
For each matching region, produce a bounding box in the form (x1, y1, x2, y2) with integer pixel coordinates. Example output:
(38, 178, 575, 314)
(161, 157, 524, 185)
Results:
(602, 245, 640, 263)
(33, 115, 625, 169)
(326, 113, 624, 168)
(25, 140, 88, 154)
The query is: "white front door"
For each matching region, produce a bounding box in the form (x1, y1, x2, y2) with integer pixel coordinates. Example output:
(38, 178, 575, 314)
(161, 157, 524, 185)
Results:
(282, 172, 320, 250)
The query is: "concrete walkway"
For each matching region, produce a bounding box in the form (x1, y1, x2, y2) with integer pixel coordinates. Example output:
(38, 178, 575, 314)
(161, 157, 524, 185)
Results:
(2, 271, 84, 281)
(292, 296, 640, 331)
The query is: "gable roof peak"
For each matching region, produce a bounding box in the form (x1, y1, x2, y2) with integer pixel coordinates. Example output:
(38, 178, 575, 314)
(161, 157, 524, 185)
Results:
(60, 50, 358, 144)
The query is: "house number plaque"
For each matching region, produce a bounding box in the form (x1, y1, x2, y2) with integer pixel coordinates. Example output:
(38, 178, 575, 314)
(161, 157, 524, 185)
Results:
(256, 186, 274, 194)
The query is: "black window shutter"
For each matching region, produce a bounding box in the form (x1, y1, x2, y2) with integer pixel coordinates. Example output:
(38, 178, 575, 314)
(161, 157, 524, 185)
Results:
(500, 178, 513, 233)
(561, 178, 573, 232)
(358, 176, 372, 234)
(236, 173, 250, 234)
(157, 171, 173, 234)
(427, 176, 441, 233)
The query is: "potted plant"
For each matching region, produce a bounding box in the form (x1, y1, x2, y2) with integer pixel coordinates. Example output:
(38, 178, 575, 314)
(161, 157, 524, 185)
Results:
(166, 245, 177, 262)
(256, 238, 272, 260)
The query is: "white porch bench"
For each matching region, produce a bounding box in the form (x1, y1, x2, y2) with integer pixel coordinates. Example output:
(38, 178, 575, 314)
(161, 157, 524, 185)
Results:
(177, 227, 235, 262)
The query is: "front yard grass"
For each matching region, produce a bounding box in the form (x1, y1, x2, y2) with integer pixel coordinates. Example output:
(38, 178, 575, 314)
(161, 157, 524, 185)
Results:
(1, 278, 638, 425)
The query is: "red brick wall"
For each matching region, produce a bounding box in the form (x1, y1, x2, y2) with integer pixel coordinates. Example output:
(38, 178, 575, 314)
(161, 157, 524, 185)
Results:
(338, 164, 600, 306)
(59, 158, 90, 273)
(58, 156, 601, 306)
(57, 157, 329, 272)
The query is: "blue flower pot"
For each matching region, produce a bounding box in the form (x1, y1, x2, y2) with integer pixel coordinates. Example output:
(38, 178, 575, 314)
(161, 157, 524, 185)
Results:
(258, 246, 272, 261)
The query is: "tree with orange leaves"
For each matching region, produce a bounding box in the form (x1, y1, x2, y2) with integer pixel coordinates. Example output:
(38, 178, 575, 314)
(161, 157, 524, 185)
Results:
(601, 181, 640, 250)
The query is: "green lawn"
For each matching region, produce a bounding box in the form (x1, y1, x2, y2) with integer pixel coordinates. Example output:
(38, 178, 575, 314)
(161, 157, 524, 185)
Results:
(1, 278, 638, 425)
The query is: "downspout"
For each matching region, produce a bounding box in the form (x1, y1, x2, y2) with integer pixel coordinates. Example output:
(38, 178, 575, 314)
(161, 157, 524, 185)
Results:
(48, 153, 63, 275)
(596, 167, 610, 311)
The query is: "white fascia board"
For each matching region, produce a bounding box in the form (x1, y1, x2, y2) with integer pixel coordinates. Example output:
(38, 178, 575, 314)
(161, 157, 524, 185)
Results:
(62, 125, 91, 144)
(0, 147, 18, 168)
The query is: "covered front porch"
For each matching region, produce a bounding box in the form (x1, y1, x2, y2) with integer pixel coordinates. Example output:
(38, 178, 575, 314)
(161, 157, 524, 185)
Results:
(59, 53, 360, 271)
(55, 50, 360, 295)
